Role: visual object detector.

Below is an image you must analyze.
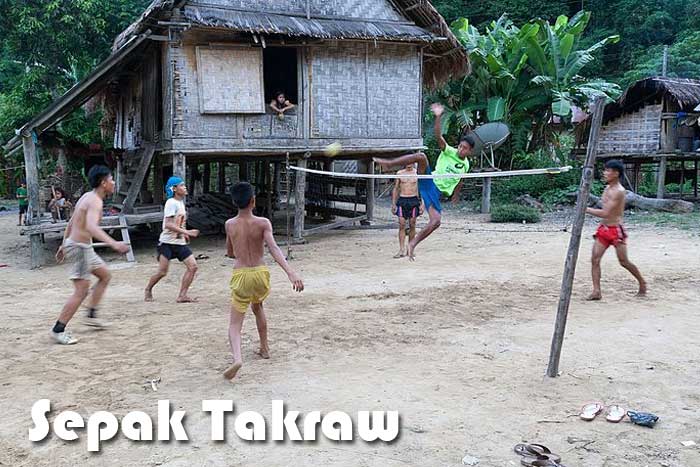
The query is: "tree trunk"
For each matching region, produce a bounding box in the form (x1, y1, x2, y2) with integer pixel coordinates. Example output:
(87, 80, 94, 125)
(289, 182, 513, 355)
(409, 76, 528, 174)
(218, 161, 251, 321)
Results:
(589, 191, 694, 213)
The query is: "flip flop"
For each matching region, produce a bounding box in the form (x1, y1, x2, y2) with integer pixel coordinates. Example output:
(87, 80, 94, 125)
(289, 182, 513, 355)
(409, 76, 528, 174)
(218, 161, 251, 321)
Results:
(605, 405, 626, 423)
(514, 444, 562, 465)
(579, 402, 604, 421)
(531, 460, 567, 467)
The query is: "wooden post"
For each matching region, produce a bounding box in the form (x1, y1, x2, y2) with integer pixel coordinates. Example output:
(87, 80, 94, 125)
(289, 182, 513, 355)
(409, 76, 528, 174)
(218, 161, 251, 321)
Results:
(294, 157, 307, 239)
(481, 178, 492, 214)
(694, 160, 698, 199)
(366, 160, 375, 222)
(172, 152, 186, 180)
(218, 162, 226, 193)
(273, 162, 281, 209)
(203, 163, 211, 194)
(547, 97, 606, 378)
(153, 154, 164, 205)
(22, 132, 43, 269)
(657, 156, 667, 199)
(679, 160, 685, 199)
(266, 162, 274, 220)
(239, 162, 248, 182)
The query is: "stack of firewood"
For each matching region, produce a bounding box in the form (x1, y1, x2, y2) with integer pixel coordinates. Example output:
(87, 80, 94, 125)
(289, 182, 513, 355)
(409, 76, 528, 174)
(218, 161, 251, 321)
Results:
(186, 193, 237, 233)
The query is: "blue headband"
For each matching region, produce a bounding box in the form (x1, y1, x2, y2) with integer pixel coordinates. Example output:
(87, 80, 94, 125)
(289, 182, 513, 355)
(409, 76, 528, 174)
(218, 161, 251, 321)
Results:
(165, 176, 184, 199)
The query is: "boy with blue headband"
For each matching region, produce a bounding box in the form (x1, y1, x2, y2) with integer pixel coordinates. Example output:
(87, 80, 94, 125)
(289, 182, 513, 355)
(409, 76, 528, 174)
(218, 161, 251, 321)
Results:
(144, 176, 200, 303)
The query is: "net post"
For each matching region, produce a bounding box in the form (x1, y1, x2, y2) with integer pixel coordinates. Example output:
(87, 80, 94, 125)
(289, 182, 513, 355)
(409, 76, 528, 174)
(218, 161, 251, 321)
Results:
(481, 177, 492, 214)
(293, 154, 308, 240)
(547, 97, 606, 377)
(285, 153, 292, 259)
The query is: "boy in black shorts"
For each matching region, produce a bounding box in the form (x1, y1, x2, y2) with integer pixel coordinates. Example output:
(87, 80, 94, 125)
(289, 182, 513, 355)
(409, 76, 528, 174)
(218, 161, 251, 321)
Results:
(391, 163, 423, 258)
(145, 177, 200, 303)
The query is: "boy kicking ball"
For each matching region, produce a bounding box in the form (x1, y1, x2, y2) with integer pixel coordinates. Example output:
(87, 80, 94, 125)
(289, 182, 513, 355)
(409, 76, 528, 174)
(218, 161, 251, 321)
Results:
(223, 182, 304, 380)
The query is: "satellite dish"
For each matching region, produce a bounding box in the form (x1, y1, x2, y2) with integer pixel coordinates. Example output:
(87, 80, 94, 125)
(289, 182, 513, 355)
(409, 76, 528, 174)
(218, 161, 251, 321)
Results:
(467, 122, 510, 170)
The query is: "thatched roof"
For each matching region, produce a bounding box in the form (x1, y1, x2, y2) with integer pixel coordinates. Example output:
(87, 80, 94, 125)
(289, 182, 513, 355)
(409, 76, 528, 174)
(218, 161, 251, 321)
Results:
(613, 77, 700, 115)
(113, 0, 469, 88)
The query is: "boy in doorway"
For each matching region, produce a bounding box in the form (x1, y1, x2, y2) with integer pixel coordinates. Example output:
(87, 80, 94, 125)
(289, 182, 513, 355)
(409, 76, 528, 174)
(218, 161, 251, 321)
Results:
(52, 166, 130, 344)
(391, 163, 423, 258)
(586, 160, 647, 300)
(223, 182, 304, 380)
(374, 102, 474, 260)
(144, 177, 200, 303)
(269, 91, 295, 118)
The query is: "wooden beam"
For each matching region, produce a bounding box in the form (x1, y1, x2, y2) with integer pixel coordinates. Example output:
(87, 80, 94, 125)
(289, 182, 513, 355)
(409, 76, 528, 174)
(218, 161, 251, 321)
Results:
(547, 97, 606, 378)
(481, 177, 492, 214)
(657, 156, 667, 199)
(302, 215, 368, 236)
(294, 158, 307, 239)
(22, 133, 43, 269)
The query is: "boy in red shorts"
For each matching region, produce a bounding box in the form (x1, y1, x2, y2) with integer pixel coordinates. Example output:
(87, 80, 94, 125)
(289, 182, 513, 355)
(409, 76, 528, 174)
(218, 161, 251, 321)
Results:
(586, 160, 647, 300)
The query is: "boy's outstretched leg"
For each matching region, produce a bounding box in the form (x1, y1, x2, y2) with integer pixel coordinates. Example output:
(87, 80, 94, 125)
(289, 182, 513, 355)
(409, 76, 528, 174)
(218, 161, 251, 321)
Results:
(615, 244, 647, 296)
(225, 307, 245, 380)
(145, 255, 170, 302)
(374, 152, 428, 174)
(251, 302, 270, 359)
(588, 241, 606, 300)
(407, 206, 441, 261)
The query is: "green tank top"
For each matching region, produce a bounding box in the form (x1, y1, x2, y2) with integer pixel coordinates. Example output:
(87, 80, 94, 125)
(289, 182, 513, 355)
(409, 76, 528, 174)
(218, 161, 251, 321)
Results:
(433, 145, 470, 196)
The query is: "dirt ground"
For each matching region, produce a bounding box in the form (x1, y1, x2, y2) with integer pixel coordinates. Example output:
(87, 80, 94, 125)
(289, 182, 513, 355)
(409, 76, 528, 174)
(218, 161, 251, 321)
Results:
(0, 205, 699, 467)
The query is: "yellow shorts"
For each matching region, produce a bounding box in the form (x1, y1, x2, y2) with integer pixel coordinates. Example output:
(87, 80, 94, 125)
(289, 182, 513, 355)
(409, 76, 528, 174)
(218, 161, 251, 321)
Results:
(230, 266, 271, 313)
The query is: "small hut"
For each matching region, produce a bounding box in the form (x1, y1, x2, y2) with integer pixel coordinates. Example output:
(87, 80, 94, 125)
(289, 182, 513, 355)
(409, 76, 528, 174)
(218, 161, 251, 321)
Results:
(3, 0, 468, 268)
(584, 77, 700, 199)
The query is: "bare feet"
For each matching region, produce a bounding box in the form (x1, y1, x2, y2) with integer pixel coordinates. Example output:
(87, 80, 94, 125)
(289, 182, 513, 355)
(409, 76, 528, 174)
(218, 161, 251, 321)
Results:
(223, 362, 242, 380)
(257, 348, 270, 359)
(637, 283, 648, 297)
(587, 292, 602, 301)
(144, 289, 154, 302)
(407, 241, 416, 262)
(393, 250, 405, 259)
(176, 296, 198, 303)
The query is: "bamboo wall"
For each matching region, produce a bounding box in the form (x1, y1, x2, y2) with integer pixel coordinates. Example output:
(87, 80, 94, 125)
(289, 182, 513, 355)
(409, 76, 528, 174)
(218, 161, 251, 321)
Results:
(597, 104, 662, 155)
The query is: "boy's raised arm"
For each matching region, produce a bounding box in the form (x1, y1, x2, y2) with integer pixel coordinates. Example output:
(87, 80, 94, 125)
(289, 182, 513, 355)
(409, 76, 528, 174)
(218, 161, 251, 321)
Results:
(263, 219, 304, 292)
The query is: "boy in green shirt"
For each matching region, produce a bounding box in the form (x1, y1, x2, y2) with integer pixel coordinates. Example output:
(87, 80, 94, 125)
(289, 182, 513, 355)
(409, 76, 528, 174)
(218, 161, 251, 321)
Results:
(374, 103, 474, 260)
(16, 182, 28, 226)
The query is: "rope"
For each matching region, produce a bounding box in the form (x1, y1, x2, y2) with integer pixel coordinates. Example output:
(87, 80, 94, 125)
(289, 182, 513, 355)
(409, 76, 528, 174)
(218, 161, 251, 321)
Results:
(289, 165, 574, 180)
(0, 165, 25, 172)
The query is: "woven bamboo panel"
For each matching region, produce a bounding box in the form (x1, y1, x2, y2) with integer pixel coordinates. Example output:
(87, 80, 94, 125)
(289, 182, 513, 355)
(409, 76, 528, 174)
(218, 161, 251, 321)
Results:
(598, 104, 662, 154)
(309, 0, 405, 21)
(196, 46, 264, 114)
(367, 44, 421, 138)
(189, 0, 306, 15)
(311, 44, 368, 138)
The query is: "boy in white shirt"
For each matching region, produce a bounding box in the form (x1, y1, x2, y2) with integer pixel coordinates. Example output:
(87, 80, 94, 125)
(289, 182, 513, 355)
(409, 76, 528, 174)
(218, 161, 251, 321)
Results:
(144, 176, 200, 303)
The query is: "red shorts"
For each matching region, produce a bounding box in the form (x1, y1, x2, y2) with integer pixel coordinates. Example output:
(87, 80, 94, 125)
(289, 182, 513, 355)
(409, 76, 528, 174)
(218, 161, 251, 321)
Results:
(594, 224, 627, 248)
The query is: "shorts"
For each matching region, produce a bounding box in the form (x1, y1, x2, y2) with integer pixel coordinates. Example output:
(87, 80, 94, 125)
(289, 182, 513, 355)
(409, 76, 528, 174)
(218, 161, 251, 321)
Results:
(19, 205, 28, 214)
(230, 266, 271, 313)
(396, 196, 421, 220)
(64, 239, 106, 281)
(594, 224, 627, 249)
(157, 243, 193, 262)
(418, 165, 442, 213)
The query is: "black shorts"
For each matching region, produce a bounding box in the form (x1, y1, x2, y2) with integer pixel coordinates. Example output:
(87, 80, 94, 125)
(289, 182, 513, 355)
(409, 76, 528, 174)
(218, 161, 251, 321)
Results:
(396, 196, 421, 220)
(157, 243, 193, 262)
(19, 205, 27, 214)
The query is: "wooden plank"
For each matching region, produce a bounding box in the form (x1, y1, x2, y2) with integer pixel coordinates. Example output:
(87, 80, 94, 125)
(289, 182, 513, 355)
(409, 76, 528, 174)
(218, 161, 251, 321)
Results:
(547, 97, 606, 378)
(302, 215, 367, 236)
(173, 152, 186, 180)
(119, 215, 136, 262)
(22, 134, 41, 224)
(294, 158, 307, 239)
(481, 177, 492, 214)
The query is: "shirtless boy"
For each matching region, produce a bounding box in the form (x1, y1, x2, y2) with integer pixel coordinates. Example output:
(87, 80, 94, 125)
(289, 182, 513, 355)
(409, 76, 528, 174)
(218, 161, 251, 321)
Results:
(586, 160, 647, 300)
(391, 163, 423, 258)
(52, 165, 130, 345)
(223, 182, 304, 380)
(374, 102, 474, 260)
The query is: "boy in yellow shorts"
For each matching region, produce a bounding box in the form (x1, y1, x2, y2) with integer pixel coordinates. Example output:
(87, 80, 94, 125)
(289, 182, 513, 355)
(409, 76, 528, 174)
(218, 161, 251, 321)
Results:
(224, 182, 304, 380)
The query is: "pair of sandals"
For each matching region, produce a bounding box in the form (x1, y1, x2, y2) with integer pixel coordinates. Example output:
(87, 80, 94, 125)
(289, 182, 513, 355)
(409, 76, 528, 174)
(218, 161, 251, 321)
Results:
(514, 444, 566, 467)
(580, 402, 626, 423)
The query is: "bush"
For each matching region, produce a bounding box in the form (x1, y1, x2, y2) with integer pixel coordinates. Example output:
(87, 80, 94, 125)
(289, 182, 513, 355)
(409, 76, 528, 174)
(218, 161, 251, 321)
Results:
(490, 204, 541, 223)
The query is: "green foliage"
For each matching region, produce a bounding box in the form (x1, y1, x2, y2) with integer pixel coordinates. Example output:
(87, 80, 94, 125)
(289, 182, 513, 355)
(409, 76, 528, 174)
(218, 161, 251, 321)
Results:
(491, 204, 542, 223)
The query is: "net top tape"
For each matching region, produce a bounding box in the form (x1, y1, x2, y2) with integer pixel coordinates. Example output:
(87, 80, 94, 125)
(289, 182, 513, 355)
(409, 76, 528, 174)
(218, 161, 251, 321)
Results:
(289, 166, 573, 179)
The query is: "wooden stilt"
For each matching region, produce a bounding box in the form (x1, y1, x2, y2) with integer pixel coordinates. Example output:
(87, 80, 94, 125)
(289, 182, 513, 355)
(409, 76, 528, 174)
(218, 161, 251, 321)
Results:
(547, 97, 606, 378)
(218, 162, 226, 193)
(203, 163, 211, 194)
(481, 178, 492, 214)
(22, 133, 43, 269)
(366, 160, 375, 222)
(294, 158, 307, 239)
(694, 160, 698, 199)
(172, 152, 186, 180)
(657, 156, 667, 199)
(153, 154, 164, 205)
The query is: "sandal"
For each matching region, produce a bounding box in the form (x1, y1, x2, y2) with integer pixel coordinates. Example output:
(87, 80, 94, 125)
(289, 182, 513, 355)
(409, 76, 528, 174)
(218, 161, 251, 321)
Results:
(605, 405, 626, 423)
(514, 444, 562, 465)
(579, 402, 604, 421)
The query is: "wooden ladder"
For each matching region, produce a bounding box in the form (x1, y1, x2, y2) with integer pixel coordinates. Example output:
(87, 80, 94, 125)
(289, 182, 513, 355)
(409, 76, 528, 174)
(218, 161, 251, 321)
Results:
(93, 215, 136, 263)
(114, 143, 156, 214)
